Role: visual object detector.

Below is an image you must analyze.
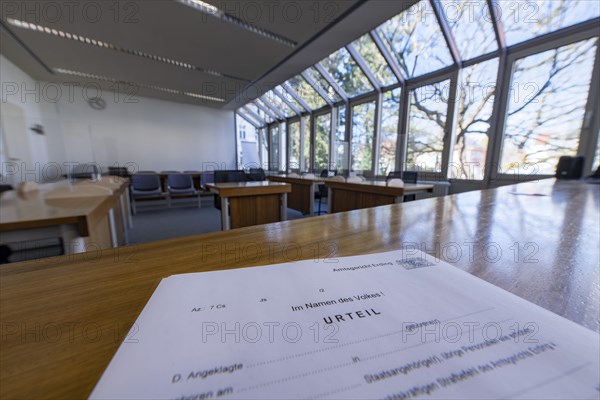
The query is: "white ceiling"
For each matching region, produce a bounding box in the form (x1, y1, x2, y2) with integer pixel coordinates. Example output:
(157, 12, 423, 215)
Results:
(0, 0, 417, 109)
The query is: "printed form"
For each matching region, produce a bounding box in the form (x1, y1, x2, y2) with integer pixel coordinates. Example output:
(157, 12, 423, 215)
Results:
(90, 250, 600, 399)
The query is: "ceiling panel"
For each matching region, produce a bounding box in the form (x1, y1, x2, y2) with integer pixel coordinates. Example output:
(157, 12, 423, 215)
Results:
(1, 0, 417, 109)
(203, 0, 359, 43)
(12, 29, 242, 102)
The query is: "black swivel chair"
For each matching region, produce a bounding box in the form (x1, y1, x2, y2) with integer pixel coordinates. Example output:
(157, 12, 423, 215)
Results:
(315, 169, 337, 215)
(213, 170, 247, 210)
(386, 171, 418, 202)
(108, 167, 130, 177)
(0, 184, 14, 194)
(247, 168, 266, 181)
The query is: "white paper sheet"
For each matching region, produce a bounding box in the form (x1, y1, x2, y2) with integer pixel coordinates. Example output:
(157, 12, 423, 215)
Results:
(90, 250, 600, 399)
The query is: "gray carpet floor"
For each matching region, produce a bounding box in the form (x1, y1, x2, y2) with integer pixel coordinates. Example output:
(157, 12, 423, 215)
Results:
(128, 196, 328, 244)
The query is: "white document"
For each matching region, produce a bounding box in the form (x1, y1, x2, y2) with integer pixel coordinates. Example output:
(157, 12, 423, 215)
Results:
(90, 250, 600, 399)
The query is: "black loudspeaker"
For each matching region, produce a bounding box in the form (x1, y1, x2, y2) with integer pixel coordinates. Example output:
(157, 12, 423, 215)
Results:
(555, 156, 584, 180)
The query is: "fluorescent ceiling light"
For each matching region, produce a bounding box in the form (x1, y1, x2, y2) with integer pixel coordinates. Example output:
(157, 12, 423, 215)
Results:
(176, 0, 297, 47)
(54, 68, 225, 102)
(6, 17, 247, 82)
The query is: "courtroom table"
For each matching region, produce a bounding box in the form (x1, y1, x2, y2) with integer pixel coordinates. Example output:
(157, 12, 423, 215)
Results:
(0, 178, 130, 255)
(206, 181, 291, 230)
(325, 179, 434, 213)
(268, 174, 327, 215)
(1, 178, 599, 399)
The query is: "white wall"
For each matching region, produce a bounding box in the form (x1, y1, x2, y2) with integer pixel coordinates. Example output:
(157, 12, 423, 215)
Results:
(0, 55, 52, 184)
(1, 55, 235, 183)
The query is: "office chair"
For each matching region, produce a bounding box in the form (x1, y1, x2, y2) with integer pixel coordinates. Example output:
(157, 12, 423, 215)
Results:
(387, 178, 404, 187)
(0, 184, 14, 194)
(213, 170, 246, 210)
(130, 174, 166, 213)
(248, 168, 266, 181)
(167, 174, 200, 208)
(393, 171, 418, 201)
(108, 167, 130, 177)
(315, 169, 337, 215)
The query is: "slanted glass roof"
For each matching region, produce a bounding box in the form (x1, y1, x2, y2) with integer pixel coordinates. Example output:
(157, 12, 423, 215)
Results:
(246, 102, 273, 123)
(274, 85, 306, 114)
(285, 75, 327, 110)
(303, 67, 342, 103)
(261, 90, 295, 117)
(499, 0, 600, 46)
(319, 47, 373, 96)
(241, 105, 267, 125)
(377, 0, 453, 78)
(440, 0, 498, 60)
(237, 109, 262, 128)
(351, 33, 398, 86)
(255, 98, 282, 120)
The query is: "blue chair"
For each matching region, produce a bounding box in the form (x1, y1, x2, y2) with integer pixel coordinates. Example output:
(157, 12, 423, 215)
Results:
(167, 174, 200, 208)
(130, 174, 166, 213)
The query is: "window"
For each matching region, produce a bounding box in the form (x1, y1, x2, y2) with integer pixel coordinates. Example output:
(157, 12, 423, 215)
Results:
(378, 89, 401, 176)
(440, 0, 497, 60)
(288, 121, 300, 171)
(262, 91, 295, 117)
(451, 58, 499, 180)
(256, 99, 280, 121)
(269, 125, 280, 170)
(378, 0, 453, 78)
(407, 80, 450, 172)
(499, 0, 600, 46)
(303, 67, 342, 103)
(352, 34, 398, 86)
(285, 76, 326, 110)
(334, 106, 348, 172)
(236, 114, 260, 168)
(594, 132, 600, 172)
(280, 123, 287, 171)
(351, 101, 376, 173)
(275, 85, 306, 113)
(302, 115, 312, 171)
(320, 47, 373, 97)
(500, 38, 597, 175)
(248, 102, 273, 124)
(259, 128, 269, 169)
(314, 114, 331, 171)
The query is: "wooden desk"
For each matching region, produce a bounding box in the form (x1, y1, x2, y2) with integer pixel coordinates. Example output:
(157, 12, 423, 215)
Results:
(326, 180, 434, 213)
(1, 179, 599, 399)
(206, 182, 291, 230)
(268, 175, 325, 215)
(0, 178, 130, 254)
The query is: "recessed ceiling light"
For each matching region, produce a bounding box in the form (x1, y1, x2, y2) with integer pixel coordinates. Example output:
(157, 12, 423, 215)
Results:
(176, 0, 297, 48)
(54, 68, 225, 103)
(6, 17, 248, 82)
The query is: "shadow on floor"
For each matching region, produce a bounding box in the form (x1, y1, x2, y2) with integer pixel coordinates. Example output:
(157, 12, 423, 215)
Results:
(128, 197, 325, 244)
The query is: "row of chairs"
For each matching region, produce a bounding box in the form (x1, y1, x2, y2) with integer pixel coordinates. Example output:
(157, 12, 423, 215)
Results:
(131, 169, 268, 213)
(212, 169, 266, 210)
(130, 173, 203, 214)
(137, 170, 202, 174)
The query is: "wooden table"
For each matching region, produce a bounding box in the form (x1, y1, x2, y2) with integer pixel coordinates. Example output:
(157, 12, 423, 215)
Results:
(1, 179, 599, 399)
(0, 178, 130, 255)
(268, 175, 327, 215)
(325, 180, 434, 213)
(206, 182, 291, 230)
